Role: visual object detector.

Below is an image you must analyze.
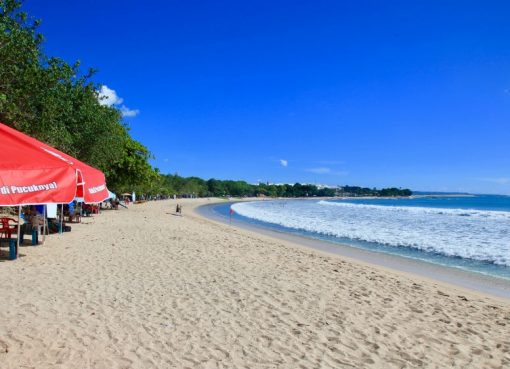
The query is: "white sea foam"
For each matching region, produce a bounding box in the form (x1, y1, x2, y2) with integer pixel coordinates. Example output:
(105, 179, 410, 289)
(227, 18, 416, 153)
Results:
(231, 200, 510, 266)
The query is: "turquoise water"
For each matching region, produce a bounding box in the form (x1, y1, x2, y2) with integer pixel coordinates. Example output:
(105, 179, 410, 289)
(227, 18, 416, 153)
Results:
(212, 195, 510, 280)
(340, 195, 510, 212)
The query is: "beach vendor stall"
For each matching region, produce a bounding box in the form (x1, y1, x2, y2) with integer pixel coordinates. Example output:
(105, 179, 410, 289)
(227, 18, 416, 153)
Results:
(0, 123, 79, 258)
(2, 125, 110, 204)
(0, 122, 110, 259)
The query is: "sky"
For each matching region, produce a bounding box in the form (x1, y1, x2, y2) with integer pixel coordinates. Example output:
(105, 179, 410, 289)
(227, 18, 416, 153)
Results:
(23, 0, 510, 194)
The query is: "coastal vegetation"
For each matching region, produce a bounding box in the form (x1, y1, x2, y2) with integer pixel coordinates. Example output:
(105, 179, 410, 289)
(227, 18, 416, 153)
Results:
(338, 185, 412, 197)
(1, 1, 412, 199)
(145, 174, 412, 198)
(0, 0, 156, 192)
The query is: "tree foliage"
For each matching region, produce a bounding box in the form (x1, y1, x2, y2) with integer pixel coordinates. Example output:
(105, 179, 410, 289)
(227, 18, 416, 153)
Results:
(338, 186, 412, 197)
(144, 175, 412, 198)
(0, 0, 156, 192)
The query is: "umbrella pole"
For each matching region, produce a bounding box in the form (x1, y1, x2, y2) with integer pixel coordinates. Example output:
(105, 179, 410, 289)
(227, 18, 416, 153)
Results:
(16, 205, 21, 258)
(60, 204, 64, 234)
(42, 205, 47, 244)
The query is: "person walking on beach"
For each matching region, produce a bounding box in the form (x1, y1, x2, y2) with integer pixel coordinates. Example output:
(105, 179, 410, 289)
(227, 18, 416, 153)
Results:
(176, 204, 182, 216)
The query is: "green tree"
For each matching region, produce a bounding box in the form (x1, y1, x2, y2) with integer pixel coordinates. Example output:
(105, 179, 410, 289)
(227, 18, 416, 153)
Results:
(0, 0, 156, 193)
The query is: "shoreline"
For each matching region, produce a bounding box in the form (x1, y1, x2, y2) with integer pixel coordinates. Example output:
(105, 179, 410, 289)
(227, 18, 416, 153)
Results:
(196, 201, 510, 301)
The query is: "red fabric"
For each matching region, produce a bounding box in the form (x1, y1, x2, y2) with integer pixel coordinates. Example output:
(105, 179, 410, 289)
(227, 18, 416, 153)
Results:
(0, 123, 108, 205)
(0, 123, 78, 205)
(34, 141, 109, 204)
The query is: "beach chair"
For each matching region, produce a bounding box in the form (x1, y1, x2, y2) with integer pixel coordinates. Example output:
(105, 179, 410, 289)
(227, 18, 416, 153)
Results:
(0, 217, 17, 240)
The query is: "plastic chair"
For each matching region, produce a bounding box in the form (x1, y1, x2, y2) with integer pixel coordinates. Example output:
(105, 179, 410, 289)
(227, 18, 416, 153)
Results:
(0, 217, 17, 240)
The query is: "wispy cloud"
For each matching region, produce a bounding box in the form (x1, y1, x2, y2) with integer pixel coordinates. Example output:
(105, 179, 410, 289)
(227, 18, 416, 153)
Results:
(280, 159, 288, 167)
(476, 177, 510, 184)
(307, 167, 331, 174)
(315, 160, 345, 165)
(306, 167, 348, 176)
(120, 105, 140, 117)
(97, 85, 139, 117)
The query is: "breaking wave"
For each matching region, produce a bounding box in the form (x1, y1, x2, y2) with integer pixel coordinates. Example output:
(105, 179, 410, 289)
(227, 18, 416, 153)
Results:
(231, 200, 510, 267)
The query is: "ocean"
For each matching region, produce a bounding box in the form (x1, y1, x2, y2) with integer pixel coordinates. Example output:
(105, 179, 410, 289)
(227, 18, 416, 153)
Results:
(216, 196, 510, 279)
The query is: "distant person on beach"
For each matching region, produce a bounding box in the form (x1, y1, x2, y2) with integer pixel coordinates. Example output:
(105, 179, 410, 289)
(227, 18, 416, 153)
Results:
(176, 204, 182, 216)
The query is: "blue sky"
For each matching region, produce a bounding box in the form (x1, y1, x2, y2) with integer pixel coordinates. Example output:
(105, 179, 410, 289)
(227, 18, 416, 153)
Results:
(24, 1, 510, 194)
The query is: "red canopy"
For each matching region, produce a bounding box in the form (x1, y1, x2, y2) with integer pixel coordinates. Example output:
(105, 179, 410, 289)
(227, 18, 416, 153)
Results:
(0, 123, 109, 205)
(32, 139, 109, 204)
(0, 123, 77, 205)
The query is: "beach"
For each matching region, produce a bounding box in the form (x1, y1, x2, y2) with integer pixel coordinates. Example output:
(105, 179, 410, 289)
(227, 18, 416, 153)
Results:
(1, 199, 509, 369)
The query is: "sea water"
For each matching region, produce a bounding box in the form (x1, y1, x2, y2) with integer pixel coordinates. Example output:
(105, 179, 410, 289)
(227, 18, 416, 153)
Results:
(218, 196, 510, 279)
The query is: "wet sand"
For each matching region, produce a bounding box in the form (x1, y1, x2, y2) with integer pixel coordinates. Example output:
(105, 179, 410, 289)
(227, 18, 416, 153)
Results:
(198, 202, 510, 300)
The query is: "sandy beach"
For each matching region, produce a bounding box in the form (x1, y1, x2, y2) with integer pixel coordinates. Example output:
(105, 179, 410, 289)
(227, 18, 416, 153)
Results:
(1, 199, 509, 369)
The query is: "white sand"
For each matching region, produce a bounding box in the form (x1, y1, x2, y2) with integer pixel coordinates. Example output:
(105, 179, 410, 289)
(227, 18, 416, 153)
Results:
(0, 199, 509, 369)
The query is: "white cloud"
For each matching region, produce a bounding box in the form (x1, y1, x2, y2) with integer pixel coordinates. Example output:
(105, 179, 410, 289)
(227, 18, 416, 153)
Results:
(280, 159, 288, 167)
(316, 160, 344, 165)
(477, 177, 510, 185)
(120, 105, 140, 117)
(307, 167, 331, 174)
(97, 85, 139, 117)
(98, 85, 123, 106)
(306, 167, 348, 176)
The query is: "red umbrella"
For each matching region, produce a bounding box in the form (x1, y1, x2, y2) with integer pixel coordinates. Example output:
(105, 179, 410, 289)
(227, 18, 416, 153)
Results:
(0, 123, 78, 206)
(0, 122, 110, 258)
(0, 123, 109, 204)
(36, 143, 108, 204)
